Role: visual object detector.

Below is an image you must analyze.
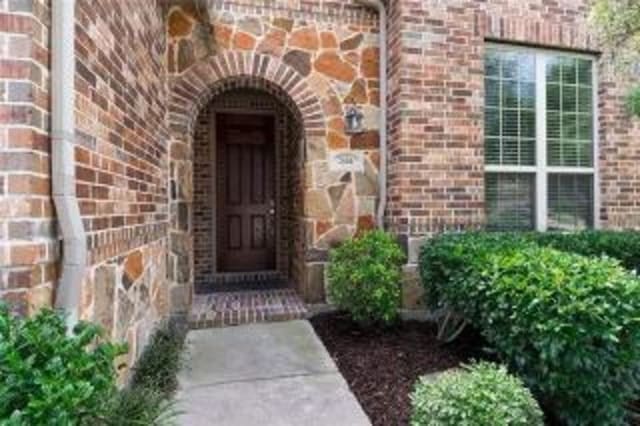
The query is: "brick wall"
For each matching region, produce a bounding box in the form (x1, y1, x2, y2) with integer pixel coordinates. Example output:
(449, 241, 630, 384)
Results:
(0, 0, 56, 315)
(73, 0, 170, 366)
(387, 0, 640, 246)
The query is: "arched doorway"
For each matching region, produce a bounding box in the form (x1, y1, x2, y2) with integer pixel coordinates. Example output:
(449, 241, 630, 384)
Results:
(166, 52, 378, 320)
(192, 84, 304, 292)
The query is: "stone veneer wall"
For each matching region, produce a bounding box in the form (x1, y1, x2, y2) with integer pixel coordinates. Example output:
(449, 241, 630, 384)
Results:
(0, 0, 56, 315)
(166, 0, 382, 305)
(74, 0, 170, 368)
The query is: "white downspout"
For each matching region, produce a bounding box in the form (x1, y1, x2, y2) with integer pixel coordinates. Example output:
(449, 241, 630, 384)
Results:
(355, 0, 388, 228)
(52, 0, 85, 327)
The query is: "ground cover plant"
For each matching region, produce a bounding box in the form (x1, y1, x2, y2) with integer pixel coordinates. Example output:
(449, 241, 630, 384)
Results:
(107, 321, 186, 425)
(410, 362, 544, 426)
(420, 232, 640, 425)
(327, 230, 406, 325)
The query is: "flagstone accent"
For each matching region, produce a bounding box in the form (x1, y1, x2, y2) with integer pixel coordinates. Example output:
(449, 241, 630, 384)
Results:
(166, 3, 382, 303)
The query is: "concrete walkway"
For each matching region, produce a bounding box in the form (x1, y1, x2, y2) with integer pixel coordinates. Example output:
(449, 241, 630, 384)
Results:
(176, 320, 371, 426)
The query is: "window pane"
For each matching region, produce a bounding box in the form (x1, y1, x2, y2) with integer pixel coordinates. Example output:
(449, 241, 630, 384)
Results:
(484, 48, 536, 166)
(502, 138, 520, 164)
(485, 137, 501, 164)
(485, 107, 500, 136)
(562, 113, 577, 139)
(547, 112, 561, 138)
(520, 110, 535, 138)
(577, 59, 592, 85)
(546, 55, 594, 167)
(486, 173, 536, 231)
(520, 138, 536, 165)
(520, 82, 535, 109)
(578, 86, 592, 113)
(502, 53, 519, 80)
(485, 50, 500, 77)
(562, 85, 577, 111)
(577, 114, 592, 140)
(548, 174, 594, 230)
(562, 58, 577, 85)
(546, 57, 562, 82)
(503, 110, 519, 136)
(486, 78, 500, 106)
(547, 84, 561, 111)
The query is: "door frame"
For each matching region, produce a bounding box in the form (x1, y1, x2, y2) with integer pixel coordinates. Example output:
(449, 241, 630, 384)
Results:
(210, 108, 282, 276)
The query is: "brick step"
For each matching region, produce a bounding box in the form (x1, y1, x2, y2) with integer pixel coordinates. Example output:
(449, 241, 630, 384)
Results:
(189, 289, 308, 329)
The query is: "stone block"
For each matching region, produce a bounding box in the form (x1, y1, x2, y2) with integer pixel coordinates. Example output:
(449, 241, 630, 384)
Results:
(304, 262, 326, 303)
(402, 265, 425, 310)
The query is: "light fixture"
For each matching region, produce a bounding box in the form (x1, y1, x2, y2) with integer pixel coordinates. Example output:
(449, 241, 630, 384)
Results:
(344, 105, 365, 134)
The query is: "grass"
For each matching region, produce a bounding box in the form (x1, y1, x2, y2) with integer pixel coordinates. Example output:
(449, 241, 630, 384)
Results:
(106, 320, 187, 426)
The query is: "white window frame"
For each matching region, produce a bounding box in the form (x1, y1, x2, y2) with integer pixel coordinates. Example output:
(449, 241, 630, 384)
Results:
(484, 43, 599, 231)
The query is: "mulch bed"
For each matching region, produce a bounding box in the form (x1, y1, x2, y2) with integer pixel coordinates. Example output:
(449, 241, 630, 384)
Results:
(310, 312, 488, 426)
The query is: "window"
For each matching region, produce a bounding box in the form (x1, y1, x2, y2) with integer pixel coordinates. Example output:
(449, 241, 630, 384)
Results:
(484, 45, 597, 231)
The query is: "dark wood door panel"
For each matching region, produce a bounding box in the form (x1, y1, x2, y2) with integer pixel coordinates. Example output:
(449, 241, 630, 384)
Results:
(217, 113, 276, 273)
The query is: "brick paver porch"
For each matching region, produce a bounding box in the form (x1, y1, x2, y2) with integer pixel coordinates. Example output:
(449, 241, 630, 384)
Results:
(189, 289, 308, 329)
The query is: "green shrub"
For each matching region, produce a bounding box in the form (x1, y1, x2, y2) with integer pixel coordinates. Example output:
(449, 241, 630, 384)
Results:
(419, 232, 529, 311)
(0, 306, 126, 425)
(411, 362, 544, 426)
(420, 233, 640, 425)
(328, 230, 406, 325)
(130, 321, 186, 396)
(529, 230, 640, 272)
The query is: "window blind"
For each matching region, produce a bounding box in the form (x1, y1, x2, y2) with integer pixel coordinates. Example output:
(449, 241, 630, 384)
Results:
(486, 173, 536, 231)
(546, 57, 594, 167)
(485, 49, 536, 166)
(548, 174, 594, 230)
(484, 45, 596, 232)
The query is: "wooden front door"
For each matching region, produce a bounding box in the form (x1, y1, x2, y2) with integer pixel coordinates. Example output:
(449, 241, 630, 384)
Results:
(216, 113, 276, 272)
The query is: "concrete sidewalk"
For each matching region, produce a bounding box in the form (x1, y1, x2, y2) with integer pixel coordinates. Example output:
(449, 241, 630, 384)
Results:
(176, 320, 371, 426)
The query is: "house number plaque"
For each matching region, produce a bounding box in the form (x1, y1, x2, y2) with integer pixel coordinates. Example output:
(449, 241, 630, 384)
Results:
(329, 151, 364, 173)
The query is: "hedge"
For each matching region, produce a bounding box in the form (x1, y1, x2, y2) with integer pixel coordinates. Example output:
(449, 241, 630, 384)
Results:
(419, 232, 640, 425)
(528, 230, 640, 272)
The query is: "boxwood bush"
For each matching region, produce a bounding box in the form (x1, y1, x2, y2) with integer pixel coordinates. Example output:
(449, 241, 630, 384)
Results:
(411, 362, 543, 426)
(529, 230, 640, 272)
(420, 232, 640, 425)
(328, 230, 406, 325)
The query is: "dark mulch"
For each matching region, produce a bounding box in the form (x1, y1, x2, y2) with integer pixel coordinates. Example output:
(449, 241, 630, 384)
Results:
(310, 312, 489, 426)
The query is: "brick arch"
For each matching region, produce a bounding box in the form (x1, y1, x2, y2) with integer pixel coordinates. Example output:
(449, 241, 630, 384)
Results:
(167, 51, 336, 314)
(168, 51, 328, 144)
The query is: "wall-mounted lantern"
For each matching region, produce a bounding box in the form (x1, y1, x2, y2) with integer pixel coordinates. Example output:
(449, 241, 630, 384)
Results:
(344, 105, 365, 134)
